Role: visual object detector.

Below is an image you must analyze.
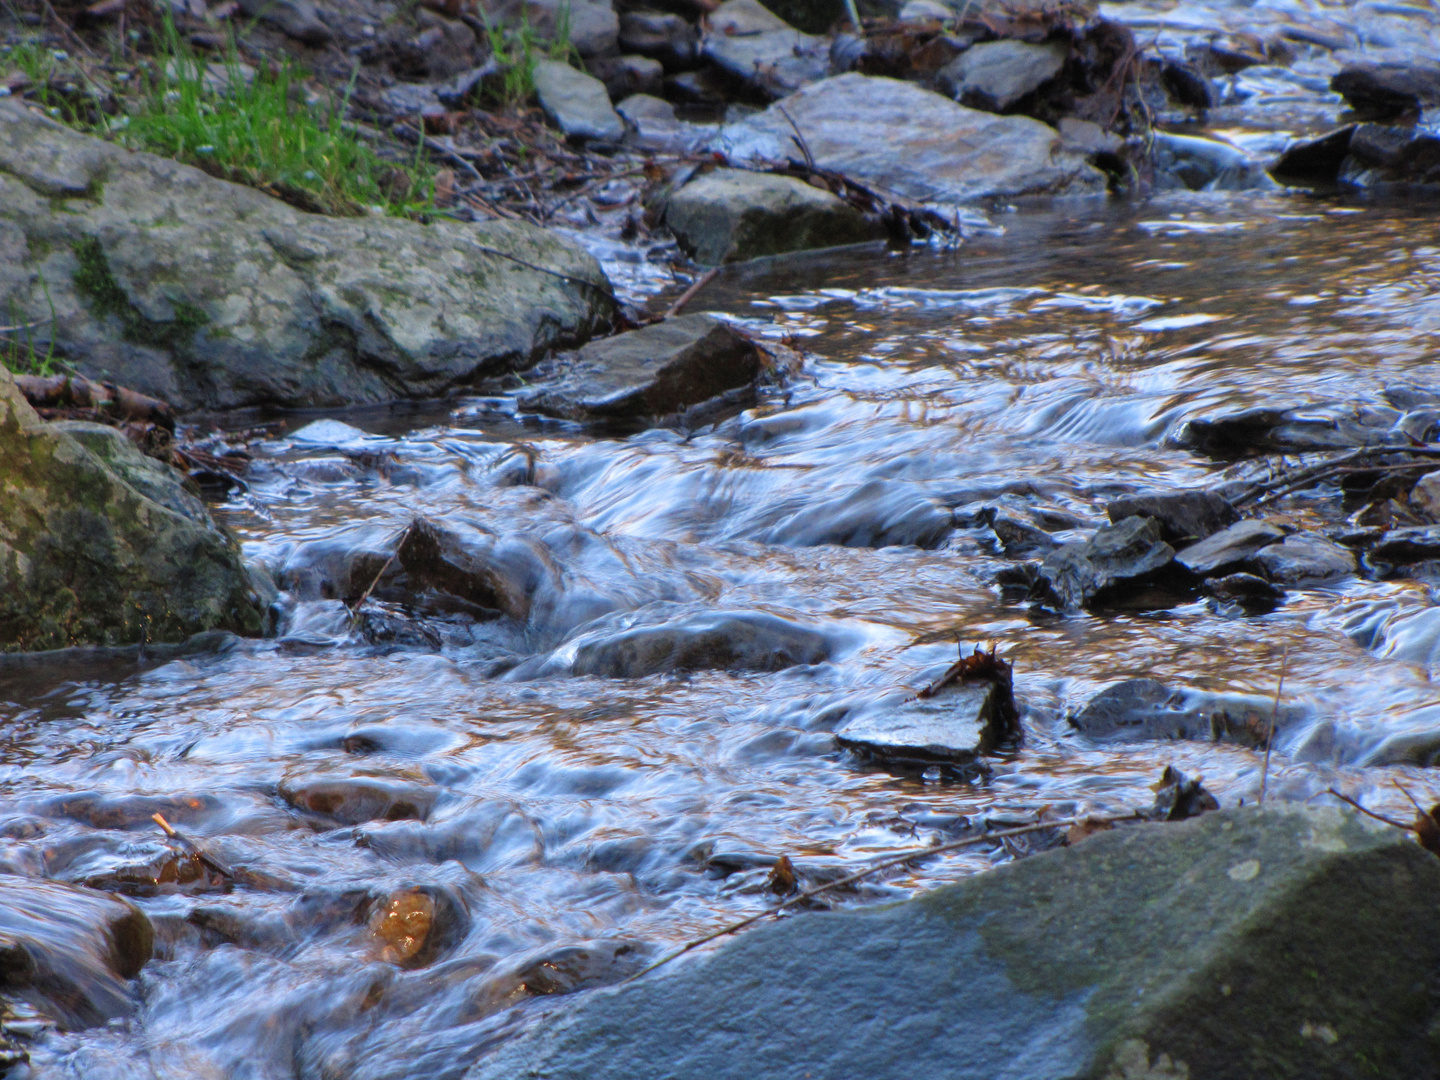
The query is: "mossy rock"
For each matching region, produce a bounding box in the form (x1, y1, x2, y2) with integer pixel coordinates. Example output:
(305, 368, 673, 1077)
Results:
(0, 366, 267, 650)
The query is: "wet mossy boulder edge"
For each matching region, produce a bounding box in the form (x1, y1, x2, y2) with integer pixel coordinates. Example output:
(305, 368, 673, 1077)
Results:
(0, 365, 268, 651)
(0, 99, 614, 413)
(466, 805, 1440, 1080)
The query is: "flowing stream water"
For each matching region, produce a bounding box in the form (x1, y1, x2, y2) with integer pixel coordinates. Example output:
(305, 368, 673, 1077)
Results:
(6, 190, 1440, 1077)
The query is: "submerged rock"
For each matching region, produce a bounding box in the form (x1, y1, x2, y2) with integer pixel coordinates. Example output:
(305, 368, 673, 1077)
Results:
(762, 479, 953, 549)
(0, 875, 153, 1030)
(1072, 678, 1306, 748)
(1174, 519, 1287, 578)
(664, 169, 883, 265)
(569, 606, 834, 677)
(466, 806, 1440, 1080)
(1031, 515, 1177, 611)
(1339, 122, 1440, 188)
(279, 773, 437, 825)
(1106, 489, 1238, 546)
(1331, 58, 1440, 120)
(1369, 525, 1440, 562)
(0, 367, 268, 651)
(532, 59, 626, 142)
(0, 100, 612, 412)
(937, 39, 1067, 111)
(714, 74, 1106, 207)
(1174, 403, 1410, 458)
(520, 314, 763, 421)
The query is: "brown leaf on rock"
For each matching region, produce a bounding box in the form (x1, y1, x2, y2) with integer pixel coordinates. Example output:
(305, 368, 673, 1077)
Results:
(915, 643, 1022, 744)
(766, 855, 797, 896)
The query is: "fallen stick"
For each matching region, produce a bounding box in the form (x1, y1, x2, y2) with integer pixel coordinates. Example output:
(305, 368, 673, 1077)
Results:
(15, 374, 174, 430)
(1257, 645, 1289, 803)
(152, 813, 234, 879)
(662, 268, 719, 320)
(626, 811, 1141, 983)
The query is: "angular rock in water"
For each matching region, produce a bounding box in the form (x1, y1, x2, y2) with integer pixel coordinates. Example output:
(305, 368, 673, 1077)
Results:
(1204, 572, 1286, 615)
(1270, 127, 1356, 187)
(570, 607, 833, 677)
(1174, 402, 1408, 458)
(1339, 122, 1440, 188)
(0, 875, 153, 1029)
(532, 60, 626, 142)
(0, 101, 612, 412)
(762, 480, 953, 549)
(1369, 525, 1440, 562)
(1150, 132, 1275, 192)
(368, 885, 471, 969)
(588, 54, 665, 101)
(1106, 489, 1239, 545)
(1032, 516, 1177, 611)
(396, 516, 534, 621)
(520, 314, 763, 421)
(1331, 59, 1440, 120)
(1174, 519, 1287, 578)
(663, 169, 883, 265)
(618, 11, 697, 71)
(0, 367, 268, 651)
(936, 39, 1067, 112)
(465, 806, 1440, 1080)
(837, 684, 998, 766)
(713, 74, 1106, 207)
(1410, 471, 1440, 521)
(1252, 533, 1357, 585)
(700, 0, 828, 98)
(1072, 678, 1306, 748)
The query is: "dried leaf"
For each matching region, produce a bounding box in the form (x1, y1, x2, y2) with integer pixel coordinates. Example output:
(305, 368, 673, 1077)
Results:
(916, 643, 1022, 743)
(1149, 766, 1219, 821)
(1416, 806, 1440, 858)
(1065, 817, 1115, 845)
(766, 855, 797, 896)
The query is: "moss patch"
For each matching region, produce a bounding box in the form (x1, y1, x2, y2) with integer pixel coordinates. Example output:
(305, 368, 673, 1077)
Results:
(71, 235, 210, 349)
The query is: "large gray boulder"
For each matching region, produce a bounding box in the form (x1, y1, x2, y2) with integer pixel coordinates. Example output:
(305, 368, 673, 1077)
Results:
(0, 100, 613, 413)
(664, 169, 884, 264)
(713, 73, 1107, 207)
(0, 366, 269, 651)
(467, 805, 1440, 1080)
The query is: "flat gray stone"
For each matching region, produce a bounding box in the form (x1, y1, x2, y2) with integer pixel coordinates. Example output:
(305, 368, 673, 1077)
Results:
(570, 607, 834, 677)
(0, 101, 613, 412)
(1175, 519, 1287, 577)
(664, 168, 883, 265)
(937, 39, 1067, 110)
(1106, 489, 1239, 545)
(837, 683, 996, 764)
(520, 314, 762, 420)
(1253, 533, 1357, 585)
(466, 806, 1440, 1080)
(532, 60, 625, 142)
(1370, 525, 1440, 562)
(701, 0, 828, 98)
(713, 74, 1106, 207)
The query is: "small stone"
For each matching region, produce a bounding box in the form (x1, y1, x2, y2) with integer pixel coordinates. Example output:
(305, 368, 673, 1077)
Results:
(1332, 59, 1440, 120)
(1107, 490, 1240, 545)
(1411, 473, 1440, 521)
(1033, 516, 1177, 611)
(1252, 534, 1357, 585)
(1204, 573, 1285, 615)
(1071, 678, 1307, 748)
(520, 314, 763, 421)
(936, 39, 1067, 111)
(587, 55, 664, 101)
(836, 683, 998, 766)
(897, 0, 954, 20)
(700, 0, 827, 99)
(1370, 525, 1440, 562)
(532, 60, 625, 142)
(664, 168, 883, 265)
(618, 10, 696, 70)
(1174, 520, 1287, 578)
(616, 93, 676, 125)
(369, 886, 469, 968)
(279, 774, 437, 825)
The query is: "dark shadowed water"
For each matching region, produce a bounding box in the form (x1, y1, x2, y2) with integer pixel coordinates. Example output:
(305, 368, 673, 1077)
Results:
(6, 191, 1440, 1078)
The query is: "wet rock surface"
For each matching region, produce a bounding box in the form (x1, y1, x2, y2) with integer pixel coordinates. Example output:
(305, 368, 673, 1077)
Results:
(715, 74, 1108, 206)
(1031, 516, 1178, 611)
(1174, 520, 1287, 578)
(663, 169, 884, 265)
(0, 100, 613, 413)
(0, 366, 267, 650)
(467, 807, 1440, 1080)
(532, 59, 626, 142)
(1072, 679, 1307, 748)
(1105, 490, 1239, 545)
(938, 39, 1067, 112)
(0, 875, 153, 1030)
(1253, 533, 1356, 586)
(520, 314, 764, 421)
(836, 683, 1000, 766)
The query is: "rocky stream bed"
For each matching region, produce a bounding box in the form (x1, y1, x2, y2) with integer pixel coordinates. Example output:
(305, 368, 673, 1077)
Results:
(6, 0, 1440, 1075)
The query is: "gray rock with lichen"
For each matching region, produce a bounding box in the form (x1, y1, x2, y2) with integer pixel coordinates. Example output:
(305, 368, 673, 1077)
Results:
(0, 99, 613, 413)
(0, 365, 268, 650)
(466, 805, 1440, 1080)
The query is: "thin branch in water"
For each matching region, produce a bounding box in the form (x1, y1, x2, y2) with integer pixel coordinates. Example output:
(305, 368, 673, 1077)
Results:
(1258, 645, 1289, 803)
(1325, 788, 1410, 830)
(662, 267, 719, 320)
